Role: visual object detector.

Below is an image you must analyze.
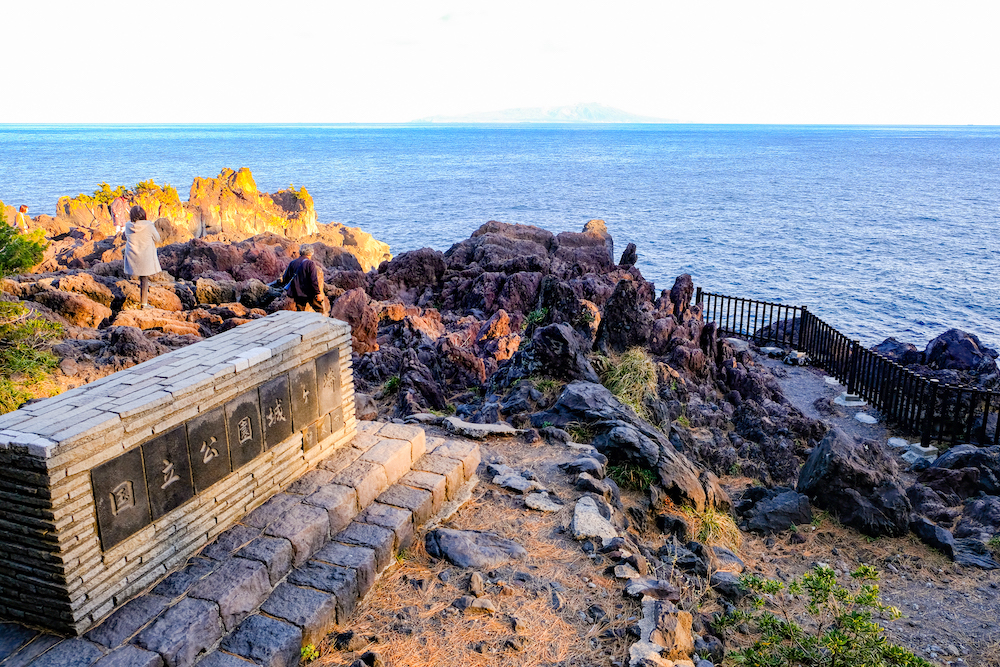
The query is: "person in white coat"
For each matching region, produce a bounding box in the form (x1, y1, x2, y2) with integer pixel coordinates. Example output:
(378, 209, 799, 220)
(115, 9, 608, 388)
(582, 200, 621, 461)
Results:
(123, 206, 161, 308)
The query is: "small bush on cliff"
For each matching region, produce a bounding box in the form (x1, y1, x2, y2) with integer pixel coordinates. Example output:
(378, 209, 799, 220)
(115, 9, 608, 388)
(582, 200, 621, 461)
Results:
(714, 564, 933, 667)
(0, 206, 47, 275)
(88, 182, 128, 206)
(593, 347, 657, 420)
(0, 302, 63, 413)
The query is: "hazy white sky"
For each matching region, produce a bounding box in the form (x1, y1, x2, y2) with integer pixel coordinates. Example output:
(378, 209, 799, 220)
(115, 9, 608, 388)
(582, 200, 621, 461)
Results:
(4, 0, 998, 124)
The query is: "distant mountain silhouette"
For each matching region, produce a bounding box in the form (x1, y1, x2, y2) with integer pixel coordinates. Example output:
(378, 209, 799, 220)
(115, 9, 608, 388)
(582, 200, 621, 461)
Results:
(412, 103, 677, 124)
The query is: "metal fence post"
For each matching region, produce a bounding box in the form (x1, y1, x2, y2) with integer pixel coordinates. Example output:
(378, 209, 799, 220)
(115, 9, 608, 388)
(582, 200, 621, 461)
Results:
(921, 379, 940, 448)
(847, 339, 860, 396)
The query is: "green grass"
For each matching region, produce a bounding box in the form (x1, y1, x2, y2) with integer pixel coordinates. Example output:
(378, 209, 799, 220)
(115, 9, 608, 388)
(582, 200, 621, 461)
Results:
(607, 463, 657, 492)
(988, 536, 1000, 557)
(565, 421, 596, 444)
(383, 375, 401, 394)
(592, 347, 657, 420)
(0, 301, 63, 414)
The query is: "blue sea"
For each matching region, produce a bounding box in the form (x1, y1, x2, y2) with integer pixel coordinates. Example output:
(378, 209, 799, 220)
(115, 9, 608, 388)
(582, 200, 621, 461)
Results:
(1, 124, 998, 349)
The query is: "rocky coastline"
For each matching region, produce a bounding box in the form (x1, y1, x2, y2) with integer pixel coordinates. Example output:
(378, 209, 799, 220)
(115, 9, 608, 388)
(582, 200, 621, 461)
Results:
(3, 169, 1000, 666)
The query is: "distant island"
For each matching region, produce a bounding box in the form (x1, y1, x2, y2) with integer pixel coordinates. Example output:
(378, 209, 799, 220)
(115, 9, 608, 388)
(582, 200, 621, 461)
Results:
(411, 102, 678, 124)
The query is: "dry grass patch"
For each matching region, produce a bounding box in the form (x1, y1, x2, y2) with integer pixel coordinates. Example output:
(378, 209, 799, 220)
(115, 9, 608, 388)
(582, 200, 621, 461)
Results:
(313, 487, 640, 667)
(592, 347, 657, 420)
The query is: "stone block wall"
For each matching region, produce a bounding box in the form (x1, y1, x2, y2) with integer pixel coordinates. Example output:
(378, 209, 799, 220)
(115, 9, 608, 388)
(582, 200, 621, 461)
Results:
(0, 311, 356, 635)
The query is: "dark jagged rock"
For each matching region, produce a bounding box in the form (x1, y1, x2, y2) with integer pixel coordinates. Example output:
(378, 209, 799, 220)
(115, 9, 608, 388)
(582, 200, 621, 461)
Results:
(618, 243, 638, 268)
(594, 278, 656, 354)
(953, 537, 1000, 570)
(872, 337, 925, 365)
(909, 516, 956, 558)
(395, 349, 447, 416)
(925, 328, 999, 374)
(532, 381, 729, 511)
(493, 323, 601, 390)
(906, 483, 959, 526)
(743, 490, 813, 534)
(916, 467, 980, 505)
(797, 428, 911, 537)
(669, 274, 694, 319)
(932, 445, 1000, 495)
(954, 496, 1000, 541)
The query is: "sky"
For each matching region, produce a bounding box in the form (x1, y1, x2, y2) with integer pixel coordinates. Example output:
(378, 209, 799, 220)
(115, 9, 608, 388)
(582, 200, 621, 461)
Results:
(4, 0, 998, 125)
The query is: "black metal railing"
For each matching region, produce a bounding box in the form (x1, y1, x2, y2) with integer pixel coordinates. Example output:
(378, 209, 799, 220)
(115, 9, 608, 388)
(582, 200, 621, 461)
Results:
(696, 288, 1000, 448)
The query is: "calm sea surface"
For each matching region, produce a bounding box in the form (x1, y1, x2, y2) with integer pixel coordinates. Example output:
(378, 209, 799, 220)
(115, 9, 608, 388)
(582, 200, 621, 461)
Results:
(1, 124, 998, 349)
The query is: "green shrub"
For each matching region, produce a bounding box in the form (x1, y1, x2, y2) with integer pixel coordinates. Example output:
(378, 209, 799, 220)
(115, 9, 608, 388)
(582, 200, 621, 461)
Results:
(0, 206, 47, 276)
(0, 301, 63, 414)
(523, 307, 549, 330)
(300, 644, 320, 661)
(714, 564, 933, 667)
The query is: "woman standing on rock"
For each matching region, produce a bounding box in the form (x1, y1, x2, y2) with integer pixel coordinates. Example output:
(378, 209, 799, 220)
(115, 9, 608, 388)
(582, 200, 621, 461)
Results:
(124, 206, 161, 309)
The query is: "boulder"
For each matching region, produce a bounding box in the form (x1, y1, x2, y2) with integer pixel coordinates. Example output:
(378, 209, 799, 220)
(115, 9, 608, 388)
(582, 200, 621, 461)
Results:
(925, 329, 999, 374)
(501, 323, 601, 385)
(571, 496, 619, 545)
(424, 529, 527, 569)
(916, 467, 980, 505)
(743, 490, 813, 534)
(909, 516, 956, 558)
(330, 288, 379, 354)
(954, 496, 1000, 542)
(932, 445, 1000, 495)
(872, 337, 924, 365)
(31, 289, 111, 328)
(797, 428, 911, 537)
(111, 309, 202, 337)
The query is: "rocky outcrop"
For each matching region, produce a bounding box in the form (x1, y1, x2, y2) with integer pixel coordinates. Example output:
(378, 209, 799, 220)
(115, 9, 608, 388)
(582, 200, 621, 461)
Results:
(532, 381, 730, 512)
(797, 428, 911, 537)
(24, 169, 391, 275)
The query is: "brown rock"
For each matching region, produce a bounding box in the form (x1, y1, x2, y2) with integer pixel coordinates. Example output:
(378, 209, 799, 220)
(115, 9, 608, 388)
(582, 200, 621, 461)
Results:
(330, 288, 379, 354)
(50, 273, 115, 307)
(31, 288, 112, 328)
(112, 309, 202, 337)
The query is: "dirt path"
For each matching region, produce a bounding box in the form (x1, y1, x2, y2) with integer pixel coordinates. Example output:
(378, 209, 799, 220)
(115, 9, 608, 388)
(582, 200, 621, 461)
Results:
(754, 348, 1000, 667)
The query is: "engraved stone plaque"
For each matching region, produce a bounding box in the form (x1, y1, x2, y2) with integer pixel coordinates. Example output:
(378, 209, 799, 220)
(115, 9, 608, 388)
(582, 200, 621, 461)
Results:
(187, 406, 231, 493)
(142, 426, 195, 520)
(289, 361, 320, 429)
(259, 374, 294, 449)
(302, 421, 319, 452)
(92, 448, 151, 550)
(315, 348, 342, 415)
(226, 390, 264, 470)
(317, 413, 333, 443)
(329, 405, 345, 434)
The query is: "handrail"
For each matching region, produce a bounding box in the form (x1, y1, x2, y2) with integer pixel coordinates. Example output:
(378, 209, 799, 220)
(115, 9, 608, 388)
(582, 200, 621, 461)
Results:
(695, 287, 1000, 448)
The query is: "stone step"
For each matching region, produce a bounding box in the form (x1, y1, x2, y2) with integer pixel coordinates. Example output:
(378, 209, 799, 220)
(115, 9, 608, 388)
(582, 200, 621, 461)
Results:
(0, 422, 480, 667)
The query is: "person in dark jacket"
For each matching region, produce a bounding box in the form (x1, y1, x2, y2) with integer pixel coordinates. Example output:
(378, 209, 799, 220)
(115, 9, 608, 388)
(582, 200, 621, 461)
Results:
(275, 245, 327, 314)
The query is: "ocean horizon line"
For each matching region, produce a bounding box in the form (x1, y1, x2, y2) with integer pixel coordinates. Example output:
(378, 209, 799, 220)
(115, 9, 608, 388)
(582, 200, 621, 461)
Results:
(2, 122, 997, 129)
